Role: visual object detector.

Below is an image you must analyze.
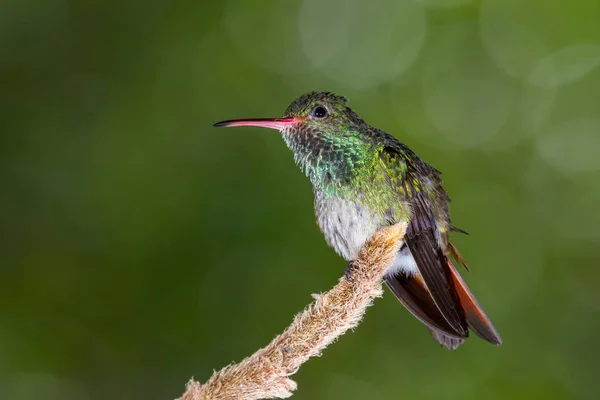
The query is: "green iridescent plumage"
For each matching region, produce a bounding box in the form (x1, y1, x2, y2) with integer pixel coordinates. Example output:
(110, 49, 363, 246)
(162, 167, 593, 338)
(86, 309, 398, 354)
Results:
(281, 92, 444, 230)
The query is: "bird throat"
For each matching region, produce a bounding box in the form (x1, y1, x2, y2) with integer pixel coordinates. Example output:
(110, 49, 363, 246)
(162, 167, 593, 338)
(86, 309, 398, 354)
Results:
(280, 126, 368, 194)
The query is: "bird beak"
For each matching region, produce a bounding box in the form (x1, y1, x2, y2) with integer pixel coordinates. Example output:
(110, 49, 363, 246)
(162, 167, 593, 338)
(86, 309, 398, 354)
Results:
(213, 117, 299, 130)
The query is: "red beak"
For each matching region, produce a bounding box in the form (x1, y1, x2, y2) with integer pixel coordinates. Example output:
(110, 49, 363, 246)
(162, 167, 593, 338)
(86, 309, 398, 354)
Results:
(213, 117, 299, 130)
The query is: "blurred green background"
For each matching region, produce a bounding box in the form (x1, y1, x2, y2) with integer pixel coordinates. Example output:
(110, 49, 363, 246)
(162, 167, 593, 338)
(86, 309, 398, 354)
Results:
(1, 0, 600, 399)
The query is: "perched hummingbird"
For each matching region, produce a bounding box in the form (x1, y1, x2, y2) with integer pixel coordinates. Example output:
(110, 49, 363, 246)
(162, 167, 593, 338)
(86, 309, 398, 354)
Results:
(214, 92, 502, 349)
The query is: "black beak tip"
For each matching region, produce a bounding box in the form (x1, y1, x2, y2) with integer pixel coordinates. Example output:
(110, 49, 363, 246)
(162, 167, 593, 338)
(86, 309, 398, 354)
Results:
(213, 121, 229, 128)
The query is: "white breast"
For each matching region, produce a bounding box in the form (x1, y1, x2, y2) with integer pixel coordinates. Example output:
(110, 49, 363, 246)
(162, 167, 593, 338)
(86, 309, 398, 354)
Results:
(315, 196, 381, 262)
(315, 195, 419, 276)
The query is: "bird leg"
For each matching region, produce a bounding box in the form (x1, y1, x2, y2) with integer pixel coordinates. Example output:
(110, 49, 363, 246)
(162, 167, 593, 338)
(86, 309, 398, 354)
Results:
(344, 261, 356, 280)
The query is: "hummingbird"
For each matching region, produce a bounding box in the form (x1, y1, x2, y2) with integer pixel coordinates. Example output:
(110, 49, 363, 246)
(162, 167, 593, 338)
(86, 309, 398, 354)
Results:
(214, 92, 502, 349)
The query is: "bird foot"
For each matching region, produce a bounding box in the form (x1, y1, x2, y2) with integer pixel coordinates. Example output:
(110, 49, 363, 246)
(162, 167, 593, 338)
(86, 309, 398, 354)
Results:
(344, 261, 355, 280)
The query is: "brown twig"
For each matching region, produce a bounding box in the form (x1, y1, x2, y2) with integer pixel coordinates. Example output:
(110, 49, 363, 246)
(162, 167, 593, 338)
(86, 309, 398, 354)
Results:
(178, 222, 407, 400)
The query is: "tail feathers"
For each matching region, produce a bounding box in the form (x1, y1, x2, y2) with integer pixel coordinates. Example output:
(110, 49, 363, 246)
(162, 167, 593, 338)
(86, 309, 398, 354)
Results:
(450, 225, 469, 236)
(448, 242, 470, 271)
(384, 253, 502, 349)
(430, 330, 465, 350)
(446, 259, 503, 345)
(384, 273, 468, 350)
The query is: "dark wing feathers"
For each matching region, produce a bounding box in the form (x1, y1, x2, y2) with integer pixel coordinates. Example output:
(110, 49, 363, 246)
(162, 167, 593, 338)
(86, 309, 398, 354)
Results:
(379, 143, 469, 339)
(402, 171, 468, 336)
(405, 227, 468, 336)
(384, 273, 465, 339)
(378, 138, 501, 348)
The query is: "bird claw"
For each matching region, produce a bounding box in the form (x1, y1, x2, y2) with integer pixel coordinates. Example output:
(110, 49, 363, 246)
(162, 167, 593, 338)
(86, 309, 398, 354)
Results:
(344, 261, 355, 280)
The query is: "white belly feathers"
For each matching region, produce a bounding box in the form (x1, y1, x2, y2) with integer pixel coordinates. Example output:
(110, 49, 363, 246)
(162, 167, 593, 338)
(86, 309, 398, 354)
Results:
(315, 196, 418, 276)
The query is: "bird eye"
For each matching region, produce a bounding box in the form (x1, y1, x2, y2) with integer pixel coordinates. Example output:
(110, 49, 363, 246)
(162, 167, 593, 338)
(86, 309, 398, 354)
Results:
(311, 105, 328, 119)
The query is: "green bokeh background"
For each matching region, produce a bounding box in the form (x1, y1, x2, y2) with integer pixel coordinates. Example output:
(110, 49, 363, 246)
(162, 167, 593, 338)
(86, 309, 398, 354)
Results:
(2, 0, 600, 399)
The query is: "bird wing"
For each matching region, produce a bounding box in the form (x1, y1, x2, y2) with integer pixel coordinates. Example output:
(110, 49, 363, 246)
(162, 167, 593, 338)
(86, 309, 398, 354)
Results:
(378, 143, 501, 345)
(404, 197, 469, 336)
(404, 188, 502, 344)
(378, 144, 468, 336)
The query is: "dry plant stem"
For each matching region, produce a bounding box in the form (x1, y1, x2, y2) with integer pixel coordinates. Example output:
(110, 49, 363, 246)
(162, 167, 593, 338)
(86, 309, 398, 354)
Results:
(178, 222, 407, 400)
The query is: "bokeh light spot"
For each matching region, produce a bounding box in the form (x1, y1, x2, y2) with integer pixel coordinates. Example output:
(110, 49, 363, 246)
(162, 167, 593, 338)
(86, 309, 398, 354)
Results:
(298, 0, 426, 89)
(422, 23, 515, 148)
(528, 44, 600, 88)
(518, 83, 556, 134)
(480, 0, 549, 81)
(536, 118, 600, 174)
(224, 1, 313, 75)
